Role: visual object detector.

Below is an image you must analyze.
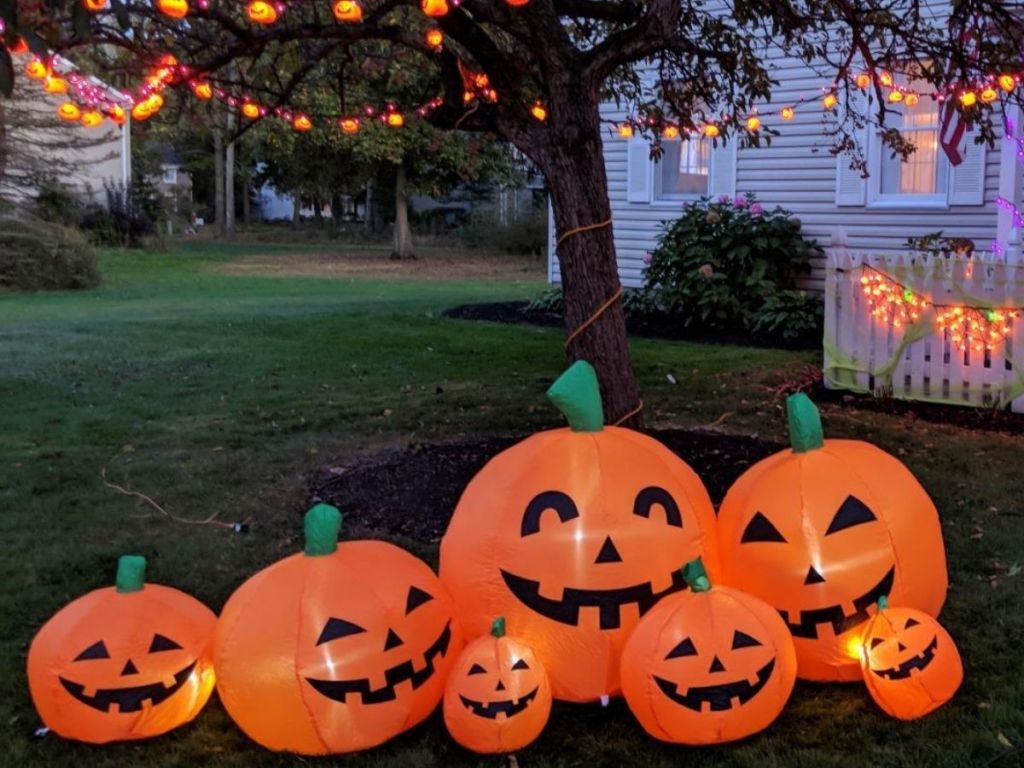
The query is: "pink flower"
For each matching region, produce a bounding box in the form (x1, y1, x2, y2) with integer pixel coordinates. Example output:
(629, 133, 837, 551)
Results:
(681, 201, 690, 210)
(717, 194, 731, 204)
(750, 202, 764, 215)
(698, 263, 714, 278)
(642, 251, 653, 265)
(733, 195, 747, 208)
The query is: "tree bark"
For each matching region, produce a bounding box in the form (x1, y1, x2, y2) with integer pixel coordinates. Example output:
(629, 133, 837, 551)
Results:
(213, 129, 224, 234)
(529, 95, 642, 427)
(241, 169, 251, 225)
(390, 161, 414, 259)
(225, 138, 236, 239)
(364, 181, 373, 233)
(291, 195, 301, 228)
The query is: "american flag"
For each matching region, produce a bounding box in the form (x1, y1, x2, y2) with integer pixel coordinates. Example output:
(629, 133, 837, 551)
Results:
(939, 98, 970, 167)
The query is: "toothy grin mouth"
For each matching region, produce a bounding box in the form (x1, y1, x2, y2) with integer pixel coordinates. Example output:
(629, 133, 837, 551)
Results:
(305, 622, 452, 704)
(59, 660, 197, 713)
(871, 635, 938, 680)
(782, 566, 895, 639)
(500, 568, 688, 629)
(459, 686, 539, 719)
(654, 659, 775, 712)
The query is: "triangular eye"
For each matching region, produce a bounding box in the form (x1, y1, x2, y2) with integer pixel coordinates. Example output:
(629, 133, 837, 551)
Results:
(73, 640, 109, 661)
(149, 634, 182, 653)
(467, 663, 487, 675)
(904, 617, 920, 629)
(316, 618, 367, 645)
(731, 630, 762, 649)
(665, 637, 698, 659)
(870, 637, 885, 649)
(741, 512, 787, 543)
(511, 658, 530, 670)
(405, 586, 434, 614)
(825, 496, 877, 535)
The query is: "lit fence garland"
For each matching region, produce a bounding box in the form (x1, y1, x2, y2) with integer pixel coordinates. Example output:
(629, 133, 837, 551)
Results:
(860, 267, 929, 329)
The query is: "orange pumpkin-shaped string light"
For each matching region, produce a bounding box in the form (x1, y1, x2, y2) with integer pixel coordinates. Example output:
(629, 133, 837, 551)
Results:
(339, 117, 360, 134)
(292, 113, 313, 132)
(156, 0, 189, 19)
(858, 599, 962, 720)
(443, 617, 552, 754)
(440, 361, 720, 703)
(529, 101, 547, 121)
(421, 0, 449, 17)
(854, 71, 872, 89)
(84, 0, 108, 11)
(717, 393, 947, 682)
(80, 110, 104, 128)
(241, 101, 261, 119)
(999, 74, 1017, 93)
(425, 28, 444, 49)
(621, 559, 797, 745)
(506, 0, 530, 5)
(215, 504, 463, 754)
(247, 0, 279, 24)
(44, 75, 68, 94)
(108, 104, 127, 125)
(386, 111, 405, 127)
(191, 81, 213, 100)
(26, 556, 217, 744)
(780, 106, 795, 120)
(6, 37, 29, 54)
(57, 102, 82, 122)
(333, 0, 363, 21)
(823, 92, 838, 110)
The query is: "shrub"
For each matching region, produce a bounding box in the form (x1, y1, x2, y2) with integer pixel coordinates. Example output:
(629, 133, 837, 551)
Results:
(33, 176, 87, 226)
(102, 180, 161, 247)
(751, 290, 824, 343)
(0, 216, 99, 291)
(643, 194, 820, 331)
(527, 286, 658, 318)
(460, 208, 547, 255)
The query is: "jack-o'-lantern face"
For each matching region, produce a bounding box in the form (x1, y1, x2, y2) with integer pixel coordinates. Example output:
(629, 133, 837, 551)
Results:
(333, 0, 363, 21)
(80, 110, 104, 128)
(421, 0, 449, 17)
(58, 102, 82, 122)
(620, 560, 797, 745)
(441, 361, 720, 702)
(718, 394, 947, 682)
(859, 605, 962, 720)
(292, 114, 312, 132)
(214, 505, 463, 754)
(247, 0, 278, 24)
(155, 0, 189, 19)
(27, 556, 217, 743)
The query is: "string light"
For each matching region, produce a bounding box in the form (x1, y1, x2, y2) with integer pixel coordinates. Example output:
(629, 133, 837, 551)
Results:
(338, 116, 360, 133)
(425, 28, 443, 48)
(247, 0, 280, 24)
(333, 0, 363, 22)
(859, 267, 928, 329)
(156, 0, 189, 19)
(421, 0, 449, 16)
(530, 101, 547, 121)
(823, 92, 838, 110)
(935, 307, 1020, 353)
(781, 106, 795, 120)
(84, 0, 107, 12)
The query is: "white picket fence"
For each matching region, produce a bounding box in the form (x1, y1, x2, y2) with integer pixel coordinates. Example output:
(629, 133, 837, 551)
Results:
(824, 250, 1024, 413)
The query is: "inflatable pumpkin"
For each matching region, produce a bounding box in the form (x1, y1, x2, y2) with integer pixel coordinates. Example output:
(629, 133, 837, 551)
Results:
(215, 504, 462, 754)
(717, 393, 947, 682)
(620, 559, 796, 745)
(859, 599, 962, 720)
(440, 361, 719, 702)
(444, 617, 551, 754)
(27, 555, 217, 743)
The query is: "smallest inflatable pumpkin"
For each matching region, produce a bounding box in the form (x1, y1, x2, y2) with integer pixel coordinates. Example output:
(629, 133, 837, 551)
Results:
(27, 555, 217, 743)
(859, 598, 962, 720)
(620, 559, 797, 745)
(444, 617, 552, 754)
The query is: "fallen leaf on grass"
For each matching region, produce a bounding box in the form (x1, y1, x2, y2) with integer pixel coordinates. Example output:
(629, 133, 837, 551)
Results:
(997, 733, 1013, 748)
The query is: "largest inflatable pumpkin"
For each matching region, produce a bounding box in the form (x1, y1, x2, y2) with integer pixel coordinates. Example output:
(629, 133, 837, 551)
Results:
(717, 393, 947, 681)
(215, 504, 462, 754)
(440, 361, 720, 702)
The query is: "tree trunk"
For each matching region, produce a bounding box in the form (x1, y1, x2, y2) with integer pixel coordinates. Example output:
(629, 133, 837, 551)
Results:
(390, 161, 414, 260)
(291, 195, 300, 229)
(364, 181, 374, 233)
(214, 130, 225, 234)
(531, 97, 641, 426)
(241, 169, 251, 225)
(225, 138, 236, 239)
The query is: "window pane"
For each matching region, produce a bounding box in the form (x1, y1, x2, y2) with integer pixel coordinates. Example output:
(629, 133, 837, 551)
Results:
(658, 139, 709, 197)
(878, 93, 947, 196)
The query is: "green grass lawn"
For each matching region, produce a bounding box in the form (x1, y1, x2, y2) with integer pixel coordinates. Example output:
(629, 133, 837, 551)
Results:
(1, 242, 1021, 767)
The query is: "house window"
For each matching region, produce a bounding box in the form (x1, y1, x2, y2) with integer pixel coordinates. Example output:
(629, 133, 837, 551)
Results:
(870, 87, 949, 205)
(162, 167, 178, 185)
(654, 138, 710, 200)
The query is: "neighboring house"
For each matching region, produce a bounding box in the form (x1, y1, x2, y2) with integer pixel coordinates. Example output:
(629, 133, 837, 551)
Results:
(548, 60, 1024, 291)
(151, 147, 193, 215)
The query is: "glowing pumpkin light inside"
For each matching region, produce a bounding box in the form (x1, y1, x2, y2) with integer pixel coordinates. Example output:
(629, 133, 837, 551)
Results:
(108, 105, 126, 125)
(506, 0, 530, 5)
(191, 81, 213, 101)
(529, 102, 547, 122)
(386, 111, 405, 127)
(6, 37, 28, 54)
(716, 393, 947, 682)
(241, 101, 261, 119)
(156, 0, 189, 19)
(339, 117, 360, 134)
(703, 123, 720, 138)
(822, 92, 838, 110)
(745, 115, 761, 132)
(780, 106, 795, 120)
(621, 559, 797, 745)
(333, 0, 363, 21)
(292, 114, 313, 132)
(443, 618, 552, 754)
(618, 123, 634, 139)
(903, 92, 920, 107)
(858, 599, 962, 720)
(80, 110, 104, 128)
(214, 504, 463, 754)
(421, 0, 449, 17)
(440, 361, 720, 702)
(44, 76, 68, 94)
(84, 0, 108, 11)
(878, 70, 894, 87)
(247, 0, 278, 23)
(999, 74, 1016, 93)
(855, 72, 872, 89)
(26, 60, 49, 80)
(887, 90, 904, 103)
(959, 90, 977, 107)
(661, 125, 679, 139)
(980, 87, 998, 103)
(26, 556, 217, 743)
(425, 28, 444, 49)
(57, 103, 82, 122)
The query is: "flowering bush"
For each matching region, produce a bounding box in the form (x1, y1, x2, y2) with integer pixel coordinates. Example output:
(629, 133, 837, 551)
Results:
(643, 193, 820, 331)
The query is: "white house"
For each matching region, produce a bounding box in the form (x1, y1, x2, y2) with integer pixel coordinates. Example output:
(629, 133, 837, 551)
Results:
(547, 59, 1023, 291)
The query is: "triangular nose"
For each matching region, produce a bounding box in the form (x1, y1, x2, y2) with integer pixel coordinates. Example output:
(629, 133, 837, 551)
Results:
(120, 659, 139, 676)
(898, 642, 908, 652)
(495, 680, 506, 691)
(594, 536, 622, 564)
(384, 628, 404, 651)
(709, 656, 725, 673)
(804, 566, 826, 585)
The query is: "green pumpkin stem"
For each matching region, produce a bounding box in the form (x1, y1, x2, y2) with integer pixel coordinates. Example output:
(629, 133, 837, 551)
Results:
(681, 558, 711, 593)
(304, 503, 343, 557)
(877, 595, 889, 611)
(786, 393, 824, 453)
(546, 360, 604, 433)
(115, 555, 146, 594)
(490, 617, 507, 638)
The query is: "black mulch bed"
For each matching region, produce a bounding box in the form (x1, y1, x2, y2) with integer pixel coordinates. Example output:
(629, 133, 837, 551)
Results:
(442, 301, 820, 350)
(313, 430, 783, 542)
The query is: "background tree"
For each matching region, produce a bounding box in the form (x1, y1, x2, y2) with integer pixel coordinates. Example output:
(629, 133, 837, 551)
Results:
(6, 0, 1022, 422)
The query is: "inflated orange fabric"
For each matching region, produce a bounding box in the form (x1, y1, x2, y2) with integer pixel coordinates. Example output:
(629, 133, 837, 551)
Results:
(439, 426, 719, 702)
(214, 540, 462, 754)
(620, 584, 796, 744)
(860, 606, 962, 720)
(27, 585, 217, 743)
(443, 631, 551, 753)
(718, 439, 947, 681)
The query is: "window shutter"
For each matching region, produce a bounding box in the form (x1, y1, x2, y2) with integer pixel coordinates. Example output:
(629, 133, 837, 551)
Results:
(708, 141, 736, 197)
(948, 128, 986, 205)
(836, 92, 868, 206)
(626, 138, 652, 203)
